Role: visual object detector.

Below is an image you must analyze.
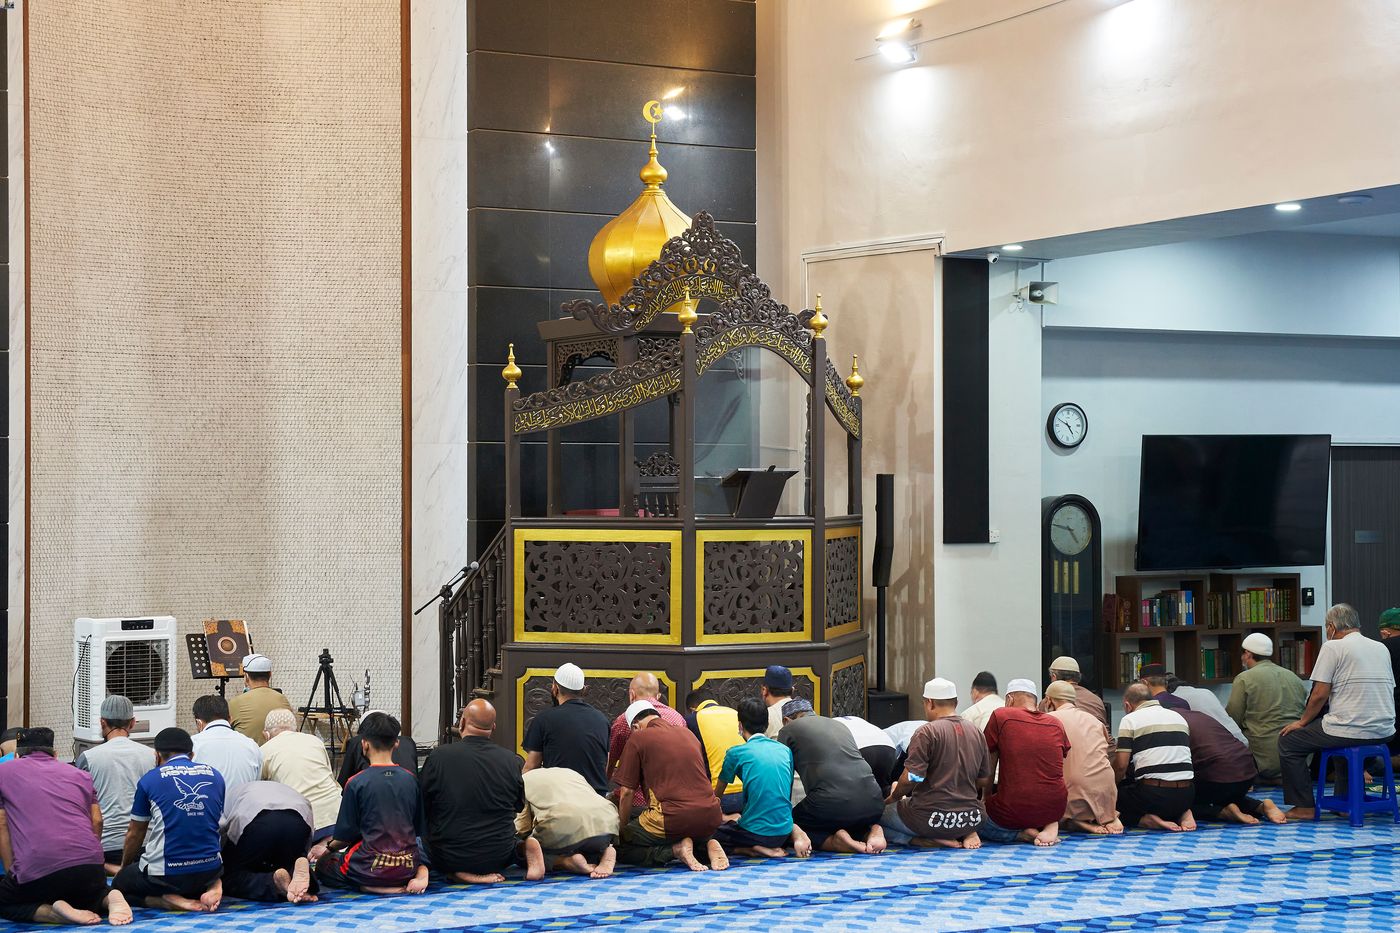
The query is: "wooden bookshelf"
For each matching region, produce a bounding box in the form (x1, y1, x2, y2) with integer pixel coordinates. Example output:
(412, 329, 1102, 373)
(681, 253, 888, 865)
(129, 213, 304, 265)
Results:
(1099, 571, 1320, 690)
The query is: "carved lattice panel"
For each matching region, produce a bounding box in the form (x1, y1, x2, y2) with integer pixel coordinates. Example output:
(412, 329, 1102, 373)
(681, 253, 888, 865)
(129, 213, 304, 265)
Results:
(516, 532, 681, 643)
(831, 658, 867, 718)
(693, 671, 818, 714)
(825, 531, 860, 635)
(516, 672, 633, 751)
(698, 533, 810, 642)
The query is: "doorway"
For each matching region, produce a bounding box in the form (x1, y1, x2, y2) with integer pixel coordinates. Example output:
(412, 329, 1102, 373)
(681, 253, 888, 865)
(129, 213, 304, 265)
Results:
(1331, 446, 1400, 637)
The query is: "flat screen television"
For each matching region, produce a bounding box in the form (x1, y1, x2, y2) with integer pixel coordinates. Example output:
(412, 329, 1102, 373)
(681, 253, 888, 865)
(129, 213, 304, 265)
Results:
(1135, 434, 1331, 571)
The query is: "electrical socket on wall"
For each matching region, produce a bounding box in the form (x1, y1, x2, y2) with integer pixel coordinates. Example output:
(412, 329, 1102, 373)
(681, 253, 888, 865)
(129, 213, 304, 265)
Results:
(988, 528, 1001, 543)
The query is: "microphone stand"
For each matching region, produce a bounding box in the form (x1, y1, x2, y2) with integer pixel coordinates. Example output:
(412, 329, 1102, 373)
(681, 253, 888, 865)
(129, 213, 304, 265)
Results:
(414, 562, 479, 616)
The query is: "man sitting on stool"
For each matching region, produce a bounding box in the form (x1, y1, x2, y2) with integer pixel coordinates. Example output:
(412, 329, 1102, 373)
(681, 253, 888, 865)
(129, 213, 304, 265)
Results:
(220, 780, 317, 903)
(115, 728, 226, 913)
(421, 700, 545, 884)
(1114, 684, 1196, 832)
(228, 654, 293, 746)
(1280, 603, 1397, 820)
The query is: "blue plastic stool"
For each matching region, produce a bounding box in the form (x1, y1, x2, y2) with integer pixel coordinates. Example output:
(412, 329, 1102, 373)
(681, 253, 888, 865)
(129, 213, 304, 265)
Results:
(1313, 744, 1400, 826)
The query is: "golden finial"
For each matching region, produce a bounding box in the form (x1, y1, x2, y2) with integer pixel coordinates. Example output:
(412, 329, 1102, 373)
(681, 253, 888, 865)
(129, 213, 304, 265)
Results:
(501, 343, 522, 388)
(808, 293, 829, 338)
(640, 100, 668, 189)
(677, 283, 697, 334)
(846, 354, 864, 396)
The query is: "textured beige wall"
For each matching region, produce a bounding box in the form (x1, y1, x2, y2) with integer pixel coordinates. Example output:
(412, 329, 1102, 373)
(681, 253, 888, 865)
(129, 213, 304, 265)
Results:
(27, 2, 402, 749)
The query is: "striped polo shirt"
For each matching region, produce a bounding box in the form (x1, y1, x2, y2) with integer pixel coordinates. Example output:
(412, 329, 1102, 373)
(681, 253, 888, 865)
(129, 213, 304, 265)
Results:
(1116, 700, 1193, 782)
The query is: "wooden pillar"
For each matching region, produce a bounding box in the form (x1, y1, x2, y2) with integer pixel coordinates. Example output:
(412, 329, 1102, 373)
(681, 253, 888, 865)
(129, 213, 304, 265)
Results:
(846, 355, 864, 516)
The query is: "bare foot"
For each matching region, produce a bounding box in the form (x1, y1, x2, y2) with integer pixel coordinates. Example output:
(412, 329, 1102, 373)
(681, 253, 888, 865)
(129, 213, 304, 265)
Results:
(1105, 819, 1124, 835)
(523, 837, 546, 881)
(199, 879, 222, 912)
(405, 870, 429, 895)
(753, 845, 788, 858)
(673, 838, 708, 872)
(451, 871, 506, 884)
(1285, 806, 1315, 821)
(1033, 823, 1060, 847)
(590, 845, 617, 880)
(1259, 800, 1288, 825)
(105, 890, 133, 926)
(1219, 803, 1260, 825)
(790, 825, 812, 859)
(912, 836, 962, 848)
(1139, 814, 1183, 832)
(161, 894, 209, 913)
(557, 853, 593, 875)
(46, 901, 102, 925)
(362, 885, 409, 895)
(1179, 810, 1197, 832)
(1069, 819, 1109, 835)
(827, 829, 866, 853)
(866, 824, 887, 854)
(961, 831, 982, 850)
(705, 838, 729, 871)
(288, 857, 317, 903)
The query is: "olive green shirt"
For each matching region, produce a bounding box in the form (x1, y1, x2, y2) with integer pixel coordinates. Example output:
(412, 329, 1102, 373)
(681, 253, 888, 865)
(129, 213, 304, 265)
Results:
(1225, 660, 1307, 778)
(228, 685, 294, 745)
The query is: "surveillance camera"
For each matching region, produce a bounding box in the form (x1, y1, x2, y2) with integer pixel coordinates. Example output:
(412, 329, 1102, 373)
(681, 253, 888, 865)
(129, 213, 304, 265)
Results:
(986, 251, 1000, 264)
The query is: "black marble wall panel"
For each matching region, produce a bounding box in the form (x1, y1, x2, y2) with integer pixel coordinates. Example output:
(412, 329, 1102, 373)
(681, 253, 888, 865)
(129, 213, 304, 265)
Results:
(466, 0, 756, 555)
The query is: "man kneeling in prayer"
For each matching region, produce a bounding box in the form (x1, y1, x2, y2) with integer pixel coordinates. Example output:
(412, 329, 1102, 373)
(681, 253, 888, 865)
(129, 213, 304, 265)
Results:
(1114, 684, 1196, 832)
(881, 678, 990, 849)
(220, 781, 317, 904)
(1044, 681, 1121, 835)
(979, 679, 1071, 847)
(712, 699, 797, 859)
(518, 768, 619, 878)
(614, 701, 726, 871)
(779, 699, 887, 854)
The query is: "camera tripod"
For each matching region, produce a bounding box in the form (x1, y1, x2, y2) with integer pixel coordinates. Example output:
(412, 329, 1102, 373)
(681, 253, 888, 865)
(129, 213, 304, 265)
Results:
(299, 648, 357, 751)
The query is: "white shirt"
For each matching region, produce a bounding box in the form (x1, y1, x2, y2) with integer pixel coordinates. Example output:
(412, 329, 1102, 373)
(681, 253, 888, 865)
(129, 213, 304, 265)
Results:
(835, 715, 895, 749)
(1171, 685, 1247, 745)
(1310, 632, 1397, 740)
(883, 720, 924, 755)
(960, 693, 1005, 732)
(192, 719, 262, 790)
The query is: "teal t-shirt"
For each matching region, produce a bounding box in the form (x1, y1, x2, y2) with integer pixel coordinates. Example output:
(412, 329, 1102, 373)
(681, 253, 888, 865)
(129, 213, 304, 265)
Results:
(718, 734, 793, 836)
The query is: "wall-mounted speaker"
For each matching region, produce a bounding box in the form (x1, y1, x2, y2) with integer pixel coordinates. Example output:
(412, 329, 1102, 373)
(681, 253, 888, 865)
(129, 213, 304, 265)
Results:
(873, 473, 894, 587)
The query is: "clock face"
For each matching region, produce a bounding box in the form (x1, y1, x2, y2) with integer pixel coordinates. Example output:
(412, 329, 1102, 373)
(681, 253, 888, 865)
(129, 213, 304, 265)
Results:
(1050, 503, 1092, 556)
(1048, 403, 1088, 448)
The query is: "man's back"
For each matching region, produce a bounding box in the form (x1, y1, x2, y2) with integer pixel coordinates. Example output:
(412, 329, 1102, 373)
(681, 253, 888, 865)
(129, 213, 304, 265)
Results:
(1312, 632, 1397, 739)
(228, 687, 293, 745)
(897, 716, 988, 836)
(132, 756, 225, 876)
(522, 698, 610, 795)
(984, 708, 1069, 828)
(192, 721, 262, 790)
(221, 780, 313, 846)
(1172, 684, 1247, 745)
(779, 715, 882, 815)
(719, 735, 793, 836)
(76, 736, 156, 854)
(1179, 710, 1255, 784)
(1117, 701, 1193, 782)
(260, 730, 343, 831)
(334, 764, 421, 887)
(517, 767, 617, 851)
(1227, 661, 1306, 737)
(613, 721, 720, 840)
(421, 736, 523, 859)
(0, 752, 104, 882)
(688, 701, 744, 794)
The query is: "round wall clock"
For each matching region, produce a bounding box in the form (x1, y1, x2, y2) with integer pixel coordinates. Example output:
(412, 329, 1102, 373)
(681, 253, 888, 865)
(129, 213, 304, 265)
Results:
(1047, 402, 1088, 449)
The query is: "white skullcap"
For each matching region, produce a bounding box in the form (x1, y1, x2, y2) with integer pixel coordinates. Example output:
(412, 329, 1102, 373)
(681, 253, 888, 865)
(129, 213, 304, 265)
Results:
(242, 653, 272, 674)
(554, 663, 585, 691)
(624, 699, 659, 726)
(1005, 678, 1038, 697)
(1242, 633, 1274, 656)
(923, 678, 958, 701)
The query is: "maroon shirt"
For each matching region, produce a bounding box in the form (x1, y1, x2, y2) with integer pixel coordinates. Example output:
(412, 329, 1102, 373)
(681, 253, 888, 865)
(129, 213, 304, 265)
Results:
(0, 752, 104, 882)
(613, 721, 722, 841)
(984, 707, 1070, 830)
(1179, 710, 1257, 784)
(608, 700, 686, 808)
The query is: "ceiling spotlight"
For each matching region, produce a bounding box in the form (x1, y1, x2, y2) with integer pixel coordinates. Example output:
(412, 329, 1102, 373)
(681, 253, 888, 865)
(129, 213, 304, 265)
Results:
(1337, 194, 1373, 206)
(664, 105, 686, 120)
(543, 140, 555, 154)
(1274, 202, 1303, 212)
(1002, 244, 1024, 252)
(876, 17, 919, 66)
(662, 86, 685, 101)
(878, 40, 917, 64)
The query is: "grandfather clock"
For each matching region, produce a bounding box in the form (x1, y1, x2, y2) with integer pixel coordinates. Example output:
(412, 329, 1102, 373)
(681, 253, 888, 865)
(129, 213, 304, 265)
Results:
(1042, 494, 1103, 690)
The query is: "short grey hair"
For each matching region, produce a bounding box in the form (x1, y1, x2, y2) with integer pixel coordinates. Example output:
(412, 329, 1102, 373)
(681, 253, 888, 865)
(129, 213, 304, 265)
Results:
(264, 708, 297, 735)
(1326, 603, 1361, 631)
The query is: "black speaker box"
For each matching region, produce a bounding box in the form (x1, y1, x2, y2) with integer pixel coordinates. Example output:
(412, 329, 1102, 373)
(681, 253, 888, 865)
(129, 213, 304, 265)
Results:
(872, 473, 894, 587)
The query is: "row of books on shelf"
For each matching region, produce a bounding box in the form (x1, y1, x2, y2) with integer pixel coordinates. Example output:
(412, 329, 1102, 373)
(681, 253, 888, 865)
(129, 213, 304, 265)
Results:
(1278, 637, 1318, 677)
(1118, 651, 1154, 683)
(1202, 587, 1295, 628)
(1199, 648, 1234, 680)
(1102, 591, 1195, 631)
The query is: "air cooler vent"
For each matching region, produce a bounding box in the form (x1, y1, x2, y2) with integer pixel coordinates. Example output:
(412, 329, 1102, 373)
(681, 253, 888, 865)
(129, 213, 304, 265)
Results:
(75, 639, 93, 730)
(107, 640, 168, 707)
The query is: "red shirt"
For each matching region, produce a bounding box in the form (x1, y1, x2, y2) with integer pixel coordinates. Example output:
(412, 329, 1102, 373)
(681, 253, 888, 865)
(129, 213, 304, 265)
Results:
(608, 700, 687, 807)
(984, 707, 1070, 830)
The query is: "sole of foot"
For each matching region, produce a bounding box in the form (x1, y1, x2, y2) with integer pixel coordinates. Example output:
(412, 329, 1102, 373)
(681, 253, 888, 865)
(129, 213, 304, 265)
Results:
(105, 890, 133, 927)
(50, 901, 101, 925)
(705, 839, 729, 871)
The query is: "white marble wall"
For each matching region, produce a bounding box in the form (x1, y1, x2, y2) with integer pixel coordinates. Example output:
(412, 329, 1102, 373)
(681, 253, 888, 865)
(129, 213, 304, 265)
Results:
(409, 0, 468, 742)
(7, 2, 26, 723)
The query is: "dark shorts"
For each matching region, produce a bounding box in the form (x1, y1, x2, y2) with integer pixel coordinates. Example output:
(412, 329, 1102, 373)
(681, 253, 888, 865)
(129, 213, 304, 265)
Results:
(541, 833, 614, 859)
(861, 746, 900, 796)
(1117, 781, 1194, 828)
(792, 796, 883, 850)
(429, 839, 521, 877)
(0, 863, 108, 923)
(103, 849, 123, 865)
(314, 852, 416, 892)
(713, 822, 789, 850)
(112, 864, 222, 903)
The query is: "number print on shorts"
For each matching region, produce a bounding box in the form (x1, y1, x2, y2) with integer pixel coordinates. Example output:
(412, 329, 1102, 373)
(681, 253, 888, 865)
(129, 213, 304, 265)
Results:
(927, 809, 983, 830)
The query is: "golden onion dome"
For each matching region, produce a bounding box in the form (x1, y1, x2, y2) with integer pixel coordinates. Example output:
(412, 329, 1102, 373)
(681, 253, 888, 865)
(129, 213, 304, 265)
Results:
(587, 101, 693, 310)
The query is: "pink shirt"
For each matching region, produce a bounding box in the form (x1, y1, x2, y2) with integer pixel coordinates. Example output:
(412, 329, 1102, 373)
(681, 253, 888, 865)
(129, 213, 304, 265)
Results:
(0, 753, 104, 882)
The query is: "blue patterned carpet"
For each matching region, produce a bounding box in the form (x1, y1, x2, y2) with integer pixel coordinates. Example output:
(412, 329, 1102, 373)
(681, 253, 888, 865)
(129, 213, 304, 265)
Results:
(6, 790, 1398, 932)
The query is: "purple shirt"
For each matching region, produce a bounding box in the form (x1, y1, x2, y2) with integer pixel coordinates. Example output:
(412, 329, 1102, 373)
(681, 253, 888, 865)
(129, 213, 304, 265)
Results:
(0, 752, 104, 882)
(1158, 691, 1191, 712)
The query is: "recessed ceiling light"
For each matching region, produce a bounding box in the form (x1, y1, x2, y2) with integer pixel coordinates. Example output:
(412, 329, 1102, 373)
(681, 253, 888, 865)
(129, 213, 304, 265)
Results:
(1337, 194, 1373, 206)
(878, 40, 917, 64)
(1274, 202, 1303, 212)
(1002, 244, 1024, 252)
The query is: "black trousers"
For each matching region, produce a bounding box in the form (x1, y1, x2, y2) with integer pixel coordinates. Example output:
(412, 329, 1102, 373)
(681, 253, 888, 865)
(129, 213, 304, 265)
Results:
(0, 863, 109, 923)
(860, 746, 899, 797)
(1116, 782, 1194, 827)
(793, 796, 883, 850)
(1193, 779, 1264, 820)
(223, 809, 317, 902)
(541, 833, 614, 859)
(713, 822, 788, 850)
(113, 865, 222, 903)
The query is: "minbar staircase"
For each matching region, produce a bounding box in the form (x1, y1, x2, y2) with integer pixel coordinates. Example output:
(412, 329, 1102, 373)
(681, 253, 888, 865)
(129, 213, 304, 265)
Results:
(437, 526, 508, 744)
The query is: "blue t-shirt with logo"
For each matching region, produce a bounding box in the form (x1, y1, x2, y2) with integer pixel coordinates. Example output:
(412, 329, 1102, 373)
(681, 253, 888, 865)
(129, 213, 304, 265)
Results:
(130, 755, 224, 875)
